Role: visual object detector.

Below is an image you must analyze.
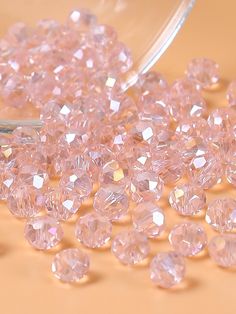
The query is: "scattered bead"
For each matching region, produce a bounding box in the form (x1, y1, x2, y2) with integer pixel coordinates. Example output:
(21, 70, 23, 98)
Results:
(132, 202, 165, 238)
(208, 234, 236, 268)
(7, 185, 44, 218)
(130, 170, 163, 203)
(75, 212, 112, 248)
(24, 216, 63, 250)
(206, 198, 236, 233)
(226, 80, 236, 107)
(169, 222, 207, 257)
(94, 184, 129, 221)
(52, 248, 90, 282)
(186, 58, 220, 89)
(111, 230, 150, 265)
(169, 184, 206, 216)
(150, 252, 186, 288)
(45, 187, 81, 221)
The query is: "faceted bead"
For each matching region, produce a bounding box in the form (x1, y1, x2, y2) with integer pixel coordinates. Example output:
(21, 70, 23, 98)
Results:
(86, 144, 114, 180)
(0, 167, 15, 200)
(75, 212, 112, 248)
(60, 170, 93, 200)
(132, 202, 165, 238)
(45, 187, 81, 221)
(40, 100, 74, 124)
(130, 171, 163, 203)
(137, 94, 170, 137)
(151, 144, 185, 184)
(99, 160, 129, 187)
(109, 42, 133, 74)
(206, 198, 236, 232)
(171, 78, 200, 95)
(227, 80, 236, 107)
(186, 58, 220, 89)
(175, 117, 209, 140)
(36, 19, 60, 37)
(67, 9, 97, 30)
(17, 164, 49, 190)
(136, 71, 168, 95)
(169, 184, 206, 216)
(94, 184, 129, 221)
(226, 163, 236, 186)
(24, 216, 63, 250)
(111, 230, 150, 265)
(169, 222, 207, 257)
(207, 107, 236, 135)
(130, 120, 156, 145)
(7, 185, 44, 218)
(7, 22, 31, 44)
(52, 248, 90, 282)
(187, 147, 223, 189)
(150, 252, 186, 288)
(129, 145, 152, 172)
(92, 24, 117, 47)
(12, 126, 40, 145)
(0, 143, 21, 169)
(208, 234, 236, 268)
(169, 89, 207, 121)
(1, 73, 29, 107)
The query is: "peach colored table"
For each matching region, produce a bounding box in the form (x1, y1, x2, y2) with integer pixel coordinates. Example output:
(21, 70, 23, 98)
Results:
(0, 1, 236, 314)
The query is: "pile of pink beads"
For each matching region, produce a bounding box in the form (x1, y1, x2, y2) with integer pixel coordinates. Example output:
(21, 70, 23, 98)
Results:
(0, 9, 236, 289)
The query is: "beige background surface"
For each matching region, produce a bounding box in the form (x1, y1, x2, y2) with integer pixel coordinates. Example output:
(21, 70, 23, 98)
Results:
(0, 1, 236, 314)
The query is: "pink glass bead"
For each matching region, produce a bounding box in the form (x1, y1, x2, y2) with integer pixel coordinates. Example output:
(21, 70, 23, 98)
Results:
(129, 145, 152, 172)
(208, 234, 236, 268)
(132, 202, 165, 238)
(7, 22, 31, 44)
(226, 163, 236, 186)
(171, 78, 200, 95)
(99, 160, 129, 187)
(24, 216, 63, 250)
(186, 58, 220, 89)
(52, 248, 90, 283)
(175, 117, 209, 140)
(0, 168, 15, 200)
(151, 144, 185, 184)
(206, 198, 236, 233)
(169, 222, 207, 257)
(1, 73, 29, 107)
(169, 184, 206, 216)
(130, 120, 156, 145)
(92, 24, 117, 47)
(169, 91, 207, 122)
(75, 212, 112, 248)
(94, 184, 129, 221)
(7, 185, 44, 218)
(136, 71, 168, 95)
(17, 164, 49, 190)
(187, 147, 223, 189)
(108, 42, 133, 74)
(59, 170, 93, 200)
(111, 230, 150, 265)
(207, 108, 236, 136)
(130, 170, 163, 203)
(12, 126, 40, 145)
(150, 252, 186, 289)
(67, 9, 97, 30)
(227, 80, 236, 107)
(45, 187, 81, 221)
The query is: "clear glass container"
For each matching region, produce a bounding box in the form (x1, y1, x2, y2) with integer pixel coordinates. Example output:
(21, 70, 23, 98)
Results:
(0, 0, 195, 132)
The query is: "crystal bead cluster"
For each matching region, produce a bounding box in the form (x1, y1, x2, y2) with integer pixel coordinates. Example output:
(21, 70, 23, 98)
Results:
(0, 9, 236, 288)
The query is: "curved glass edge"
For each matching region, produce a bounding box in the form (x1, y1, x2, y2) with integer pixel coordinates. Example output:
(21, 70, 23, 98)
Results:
(122, 0, 196, 90)
(0, 0, 195, 133)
